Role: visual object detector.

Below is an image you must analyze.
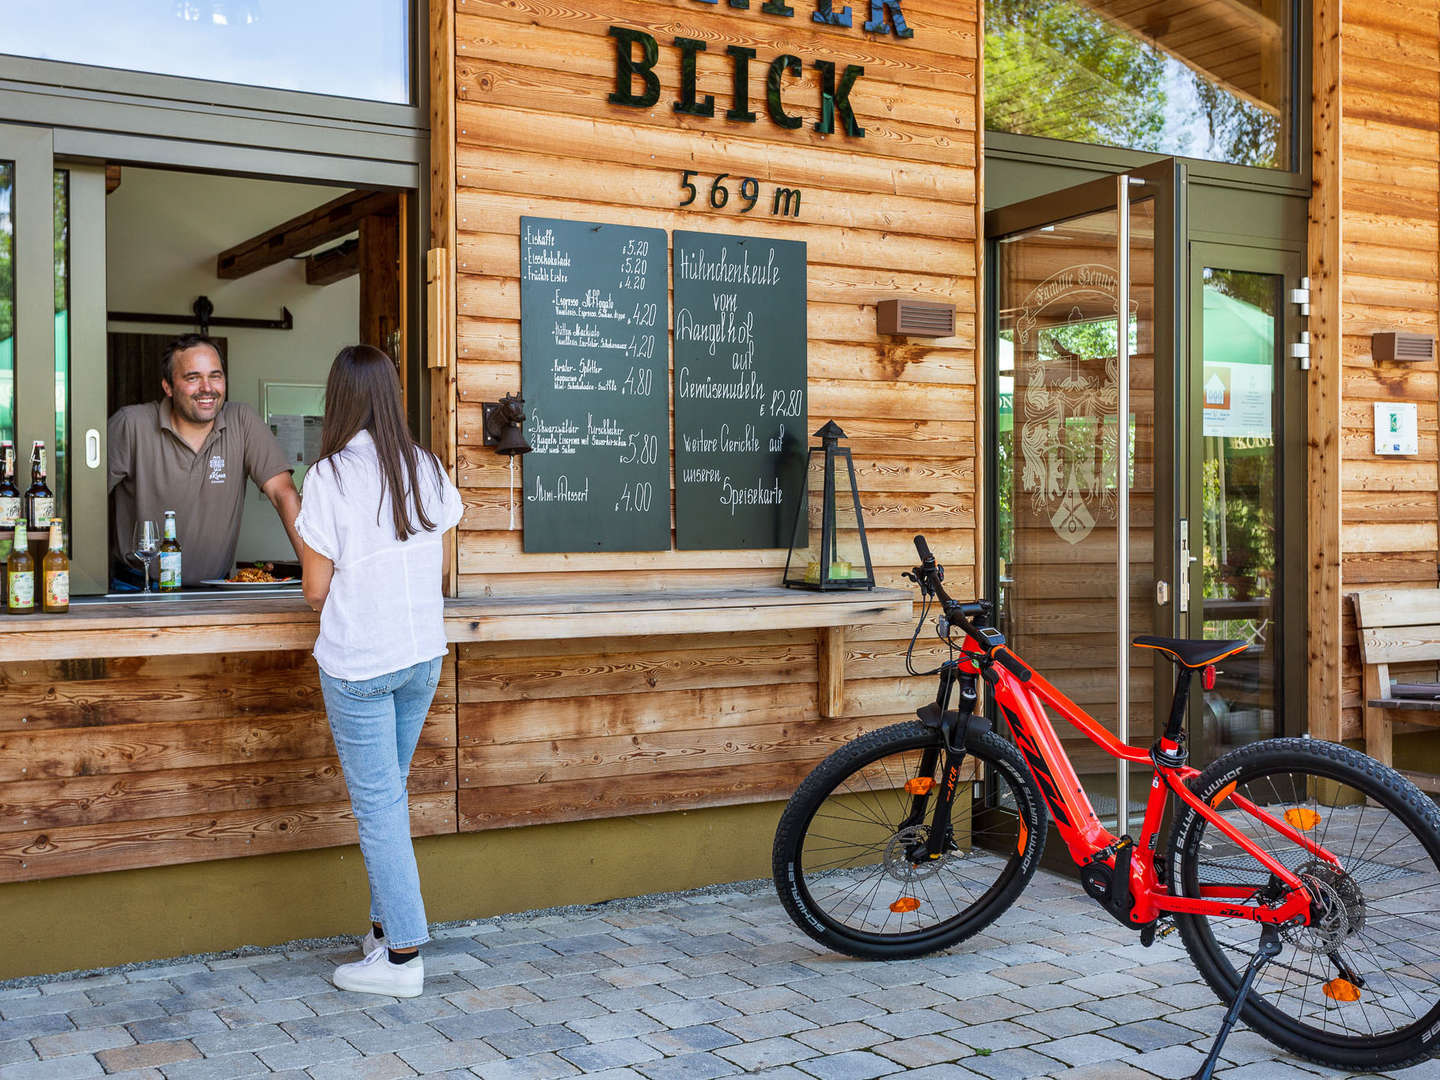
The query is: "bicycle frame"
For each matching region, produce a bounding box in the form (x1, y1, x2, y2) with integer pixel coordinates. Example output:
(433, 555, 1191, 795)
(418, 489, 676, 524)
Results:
(958, 639, 1331, 927)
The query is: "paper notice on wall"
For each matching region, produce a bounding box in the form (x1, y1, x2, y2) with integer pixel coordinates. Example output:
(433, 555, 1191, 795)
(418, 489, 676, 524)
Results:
(1374, 401, 1419, 455)
(271, 414, 306, 465)
(1202, 363, 1271, 439)
(270, 414, 324, 470)
(303, 415, 322, 464)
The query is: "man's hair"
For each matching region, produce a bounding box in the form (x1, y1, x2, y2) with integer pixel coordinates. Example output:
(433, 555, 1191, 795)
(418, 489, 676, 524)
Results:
(161, 333, 222, 386)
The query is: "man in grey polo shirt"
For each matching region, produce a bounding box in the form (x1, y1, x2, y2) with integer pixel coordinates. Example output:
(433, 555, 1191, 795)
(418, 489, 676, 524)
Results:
(108, 334, 302, 587)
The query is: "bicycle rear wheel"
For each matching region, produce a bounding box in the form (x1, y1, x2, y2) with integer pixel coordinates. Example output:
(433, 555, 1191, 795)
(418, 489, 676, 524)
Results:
(772, 720, 1047, 960)
(1170, 738, 1440, 1071)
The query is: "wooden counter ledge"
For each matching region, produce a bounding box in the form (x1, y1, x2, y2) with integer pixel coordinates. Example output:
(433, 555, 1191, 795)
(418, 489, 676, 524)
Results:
(0, 588, 912, 719)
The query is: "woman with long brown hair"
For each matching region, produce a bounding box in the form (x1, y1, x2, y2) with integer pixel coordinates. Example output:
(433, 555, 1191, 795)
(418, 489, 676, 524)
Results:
(296, 345, 461, 997)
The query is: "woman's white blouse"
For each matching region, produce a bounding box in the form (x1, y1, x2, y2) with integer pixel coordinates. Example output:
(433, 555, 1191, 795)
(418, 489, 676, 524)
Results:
(294, 430, 463, 681)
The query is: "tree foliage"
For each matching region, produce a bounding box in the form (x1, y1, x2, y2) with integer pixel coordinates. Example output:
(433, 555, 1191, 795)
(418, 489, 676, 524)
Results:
(986, 0, 1280, 168)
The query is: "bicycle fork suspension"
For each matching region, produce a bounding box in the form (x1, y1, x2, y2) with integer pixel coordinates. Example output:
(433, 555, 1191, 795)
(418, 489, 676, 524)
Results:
(908, 663, 985, 860)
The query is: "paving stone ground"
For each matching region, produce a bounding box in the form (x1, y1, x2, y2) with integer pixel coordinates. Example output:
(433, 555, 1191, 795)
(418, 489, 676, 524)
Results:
(3, 866, 1438, 1080)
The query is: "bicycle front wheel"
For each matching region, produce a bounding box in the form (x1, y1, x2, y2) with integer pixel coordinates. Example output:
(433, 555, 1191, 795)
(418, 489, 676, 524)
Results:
(772, 720, 1047, 960)
(1170, 738, 1440, 1071)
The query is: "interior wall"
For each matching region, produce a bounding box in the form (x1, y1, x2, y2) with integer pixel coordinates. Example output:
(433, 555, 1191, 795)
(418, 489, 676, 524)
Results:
(104, 168, 359, 564)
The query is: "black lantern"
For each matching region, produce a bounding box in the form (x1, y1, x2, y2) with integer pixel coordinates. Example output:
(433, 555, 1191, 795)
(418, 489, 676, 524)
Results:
(783, 421, 875, 590)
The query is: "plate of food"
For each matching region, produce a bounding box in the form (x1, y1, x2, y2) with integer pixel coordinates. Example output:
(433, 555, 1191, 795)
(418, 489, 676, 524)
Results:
(202, 563, 300, 587)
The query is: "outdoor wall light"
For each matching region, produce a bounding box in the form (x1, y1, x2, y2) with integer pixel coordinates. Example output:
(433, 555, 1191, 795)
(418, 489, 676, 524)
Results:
(1372, 332, 1436, 364)
(783, 421, 875, 591)
(877, 299, 956, 337)
(482, 393, 532, 456)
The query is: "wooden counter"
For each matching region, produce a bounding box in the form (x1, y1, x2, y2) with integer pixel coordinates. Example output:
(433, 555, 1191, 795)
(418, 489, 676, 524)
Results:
(0, 587, 913, 716)
(0, 587, 909, 652)
(0, 587, 916, 883)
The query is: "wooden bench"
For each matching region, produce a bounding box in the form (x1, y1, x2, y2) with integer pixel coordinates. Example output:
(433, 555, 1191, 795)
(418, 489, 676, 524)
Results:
(1352, 588, 1440, 794)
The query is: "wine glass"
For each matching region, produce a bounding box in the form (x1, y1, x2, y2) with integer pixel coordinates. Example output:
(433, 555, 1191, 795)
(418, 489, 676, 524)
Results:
(130, 520, 160, 593)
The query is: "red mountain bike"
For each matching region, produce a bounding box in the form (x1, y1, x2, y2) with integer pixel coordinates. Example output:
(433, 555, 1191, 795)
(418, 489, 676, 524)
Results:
(773, 536, 1440, 1077)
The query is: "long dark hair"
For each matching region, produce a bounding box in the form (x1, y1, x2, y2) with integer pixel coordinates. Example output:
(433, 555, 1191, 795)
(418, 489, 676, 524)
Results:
(316, 345, 443, 541)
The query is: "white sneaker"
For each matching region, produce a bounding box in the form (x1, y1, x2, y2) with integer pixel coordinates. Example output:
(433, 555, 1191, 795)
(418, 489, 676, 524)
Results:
(360, 928, 381, 957)
(333, 946, 424, 997)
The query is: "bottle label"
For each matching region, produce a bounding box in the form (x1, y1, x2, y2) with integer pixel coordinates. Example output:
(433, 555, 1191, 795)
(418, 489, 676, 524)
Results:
(159, 551, 183, 590)
(0, 496, 18, 524)
(45, 570, 68, 608)
(164, 515, 178, 541)
(29, 497, 53, 528)
(8, 570, 33, 610)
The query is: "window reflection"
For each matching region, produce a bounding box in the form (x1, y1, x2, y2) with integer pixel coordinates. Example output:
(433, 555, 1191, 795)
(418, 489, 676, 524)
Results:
(986, 0, 1289, 169)
(1, 163, 12, 445)
(54, 172, 70, 531)
(6, 2, 410, 105)
(1200, 268, 1279, 749)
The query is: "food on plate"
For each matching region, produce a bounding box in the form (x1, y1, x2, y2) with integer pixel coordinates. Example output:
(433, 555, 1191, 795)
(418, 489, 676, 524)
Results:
(225, 562, 292, 583)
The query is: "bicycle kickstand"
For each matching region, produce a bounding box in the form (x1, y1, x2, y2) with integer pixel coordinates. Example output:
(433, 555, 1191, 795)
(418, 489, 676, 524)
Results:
(1191, 923, 1282, 1080)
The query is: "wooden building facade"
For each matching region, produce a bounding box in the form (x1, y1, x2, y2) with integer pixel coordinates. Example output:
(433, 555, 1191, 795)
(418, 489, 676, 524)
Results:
(0, 0, 1434, 977)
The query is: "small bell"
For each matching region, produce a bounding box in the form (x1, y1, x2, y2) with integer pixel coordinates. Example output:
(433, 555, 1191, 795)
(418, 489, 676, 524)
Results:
(495, 423, 531, 456)
(483, 393, 532, 457)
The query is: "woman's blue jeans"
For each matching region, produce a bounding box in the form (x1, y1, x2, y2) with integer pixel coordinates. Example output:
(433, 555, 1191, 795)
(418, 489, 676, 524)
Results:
(318, 656, 443, 949)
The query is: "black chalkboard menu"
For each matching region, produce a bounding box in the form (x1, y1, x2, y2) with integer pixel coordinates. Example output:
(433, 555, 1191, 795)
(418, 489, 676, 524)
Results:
(520, 217, 671, 552)
(671, 231, 808, 550)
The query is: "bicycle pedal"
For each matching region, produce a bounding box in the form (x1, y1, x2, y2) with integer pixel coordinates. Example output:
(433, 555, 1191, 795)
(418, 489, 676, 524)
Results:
(1140, 920, 1176, 948)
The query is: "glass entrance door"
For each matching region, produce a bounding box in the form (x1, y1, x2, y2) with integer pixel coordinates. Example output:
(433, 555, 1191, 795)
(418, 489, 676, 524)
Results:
(1186, 243, 1306, 754)
(988, 160, 1184, 831)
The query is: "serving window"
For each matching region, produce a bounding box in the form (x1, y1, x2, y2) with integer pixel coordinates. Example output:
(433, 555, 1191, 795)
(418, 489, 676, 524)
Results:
(0, 140, 423, 598)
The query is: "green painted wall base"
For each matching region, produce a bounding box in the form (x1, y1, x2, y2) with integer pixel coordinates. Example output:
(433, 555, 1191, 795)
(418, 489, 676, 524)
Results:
(1, 801, 786, 981)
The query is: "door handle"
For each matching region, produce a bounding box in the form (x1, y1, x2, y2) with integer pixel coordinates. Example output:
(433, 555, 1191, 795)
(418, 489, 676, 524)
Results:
(85, 428, 101, 469)
(1179, 518, 1192, 614)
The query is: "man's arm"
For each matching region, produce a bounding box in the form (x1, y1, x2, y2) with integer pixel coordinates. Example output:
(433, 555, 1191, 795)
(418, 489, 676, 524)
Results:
(300, 538, 334, 613)
(260, 471, 303, 561)
(106, 409, 132, 494)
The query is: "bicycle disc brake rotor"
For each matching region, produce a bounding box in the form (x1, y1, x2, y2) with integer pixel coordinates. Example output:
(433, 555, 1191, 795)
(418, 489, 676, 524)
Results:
(1283, 862, 1367, 952)
(883, 825, 946, 882)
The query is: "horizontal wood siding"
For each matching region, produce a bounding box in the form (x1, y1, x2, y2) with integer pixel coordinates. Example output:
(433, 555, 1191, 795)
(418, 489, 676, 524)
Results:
(448, 0, 981, 827)
(0, 651, 458, 882)
(1335, 0, 1440, 740)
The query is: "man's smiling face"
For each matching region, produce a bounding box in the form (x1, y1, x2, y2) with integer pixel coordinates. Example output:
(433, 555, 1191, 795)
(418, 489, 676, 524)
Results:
(164, 344, 226, 425)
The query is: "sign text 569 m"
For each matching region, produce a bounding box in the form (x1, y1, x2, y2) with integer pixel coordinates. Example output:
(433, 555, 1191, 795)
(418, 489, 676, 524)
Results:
(680, 171, 804, 218)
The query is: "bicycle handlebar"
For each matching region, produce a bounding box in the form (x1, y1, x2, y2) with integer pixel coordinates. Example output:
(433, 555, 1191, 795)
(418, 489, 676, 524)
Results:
(910, 534, 1031, 683)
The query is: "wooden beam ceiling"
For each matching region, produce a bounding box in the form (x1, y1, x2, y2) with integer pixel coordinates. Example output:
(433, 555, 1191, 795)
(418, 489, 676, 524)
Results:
(305, 238, 360, 286)
(216, 189, 396, 280)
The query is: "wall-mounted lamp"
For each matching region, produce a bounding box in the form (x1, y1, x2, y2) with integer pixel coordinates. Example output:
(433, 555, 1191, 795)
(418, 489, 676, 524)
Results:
(482, 393, 532, 456)
(1372, 332, 1436, 364)
(877, 299, 956, 338)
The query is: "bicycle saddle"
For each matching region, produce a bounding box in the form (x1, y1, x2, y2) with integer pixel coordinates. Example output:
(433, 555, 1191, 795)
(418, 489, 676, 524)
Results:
(1132, 635, 1248, 668)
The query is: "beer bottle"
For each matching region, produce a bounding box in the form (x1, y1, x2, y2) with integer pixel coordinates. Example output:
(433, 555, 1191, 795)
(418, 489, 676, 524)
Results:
(26, 441, 53, 531)
(0, 521, 10, 609)
(42, 519, 68, 614)
(7, 520, 34, 614)
(0, 441, 20, 527)
(159, 511, 182, 592)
